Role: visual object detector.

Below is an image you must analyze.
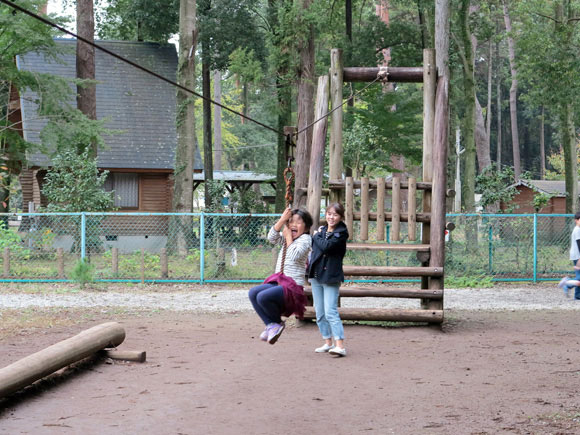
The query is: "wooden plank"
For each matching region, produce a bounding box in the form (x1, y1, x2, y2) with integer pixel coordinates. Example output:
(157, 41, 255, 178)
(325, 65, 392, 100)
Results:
(347, 243, 430, 252)
(360, 177, 369, 240)
(306, 75, 330, 230)
(329, 49, 344, 203)
(343, 265, 443, 277)
(304, 287, 443, 299)
(376, 177, 385, 241)
(328, 179, 432, 191)
(345, 177, 354, 239)
(0, 322, 125, 399)
(303, 307, 443, 323)
(343, 67, 424, 83)
(391, 176, 401, 241)
(408, 177, 417, 241)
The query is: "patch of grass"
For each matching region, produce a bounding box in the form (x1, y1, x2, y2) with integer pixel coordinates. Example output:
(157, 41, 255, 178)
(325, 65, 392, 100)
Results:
(445, 274, 494, 288)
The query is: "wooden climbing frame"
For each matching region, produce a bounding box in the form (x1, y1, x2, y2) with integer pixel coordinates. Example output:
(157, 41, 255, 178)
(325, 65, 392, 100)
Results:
(302, 48, 448, 324)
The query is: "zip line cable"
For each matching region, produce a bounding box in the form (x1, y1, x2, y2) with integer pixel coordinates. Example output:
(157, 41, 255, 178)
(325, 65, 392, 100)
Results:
(0, 0, 283, 136)
(2, 0, 392, 144)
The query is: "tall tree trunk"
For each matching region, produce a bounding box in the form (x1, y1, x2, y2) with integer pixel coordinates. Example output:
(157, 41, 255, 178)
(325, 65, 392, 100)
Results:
(561, 104, 578, 212)
(435, 0, 450, 78)
(475, 96, 491, 171)
(213, 70, 222, 171)
(486, 40, 492, 159)
(76, 0, 97, 157)
(202, 56, 213, 203)
(293, 0, 315, 208)
(496, 31, 502, 171)
(173, 0, 198, 252)
(540, 106, 545, 179)
(459, 0, 475, 214)
(502, 0, 521, 179)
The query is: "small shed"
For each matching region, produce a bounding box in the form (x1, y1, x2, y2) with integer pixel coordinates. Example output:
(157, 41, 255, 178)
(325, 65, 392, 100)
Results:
(500, 180, 575, 214)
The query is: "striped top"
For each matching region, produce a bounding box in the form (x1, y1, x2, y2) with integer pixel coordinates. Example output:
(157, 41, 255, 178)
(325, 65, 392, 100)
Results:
(268, 227, 312, 286)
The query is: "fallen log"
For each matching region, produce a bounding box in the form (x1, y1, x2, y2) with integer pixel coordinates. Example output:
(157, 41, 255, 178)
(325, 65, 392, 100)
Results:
(0, 322, 125, 399)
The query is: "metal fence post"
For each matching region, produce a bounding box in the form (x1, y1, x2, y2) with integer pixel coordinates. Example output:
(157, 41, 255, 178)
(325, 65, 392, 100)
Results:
(80, 212, 86, 261)
(533, 213, 538, 283)
(200, 213, 205, 284)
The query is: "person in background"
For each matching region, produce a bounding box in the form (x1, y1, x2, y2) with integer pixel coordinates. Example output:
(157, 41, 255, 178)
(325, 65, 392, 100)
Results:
(308, 203, 349, 356)
(558, 211, 580, 300)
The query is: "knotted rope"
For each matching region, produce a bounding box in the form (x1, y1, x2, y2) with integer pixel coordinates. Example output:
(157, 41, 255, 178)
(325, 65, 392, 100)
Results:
(280, 148, 295, 275)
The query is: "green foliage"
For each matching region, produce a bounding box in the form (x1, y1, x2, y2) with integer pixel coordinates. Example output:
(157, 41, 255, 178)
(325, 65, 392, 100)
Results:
(0, 222, 30, 259)
(205, 180, 228, 212)
(229, 189, 267, 213)
(475, 166, 519, 212)
(446, 274, 494, 289)
(69, 259, 95, 287)
(532, 192, 554, 212)
(41, 149, 115, 212)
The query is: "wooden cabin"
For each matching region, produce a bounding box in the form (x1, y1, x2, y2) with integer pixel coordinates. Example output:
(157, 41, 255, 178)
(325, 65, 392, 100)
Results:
(500, 180, 573, 214)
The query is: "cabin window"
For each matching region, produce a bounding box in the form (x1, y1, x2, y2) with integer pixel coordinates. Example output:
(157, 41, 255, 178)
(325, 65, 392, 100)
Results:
(104, 173, 139, 208)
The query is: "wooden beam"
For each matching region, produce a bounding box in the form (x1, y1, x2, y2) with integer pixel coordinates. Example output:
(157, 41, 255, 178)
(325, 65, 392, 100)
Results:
(328, 178, 432, 191)
(303, 307, 443, 323)
(329, 49, 344, 203)
(306, 75, 330, 230)
(344, 265, 443, 277)
(343, 67, 424, 83)
(347, 242, 430, 252)
(0, 322, 125, 399)
(304, 287, 443, 299)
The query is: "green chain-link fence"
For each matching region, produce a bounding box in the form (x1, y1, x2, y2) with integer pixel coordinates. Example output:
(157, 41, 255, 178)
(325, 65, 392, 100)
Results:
(0, 212, 573, 283)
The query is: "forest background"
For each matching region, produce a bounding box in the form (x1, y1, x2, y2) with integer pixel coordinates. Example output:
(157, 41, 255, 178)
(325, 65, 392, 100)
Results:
(1, 0, 579, 216)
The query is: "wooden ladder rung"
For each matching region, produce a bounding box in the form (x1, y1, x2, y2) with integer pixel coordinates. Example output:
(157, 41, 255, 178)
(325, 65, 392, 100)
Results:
(304, 287, 442, 299)
(328, 178, 433, 191)
(343, 265, 443, 277)
(303, 307, 443, 323)
(347, 243, 430, 252)
(352, 211, 430, 223)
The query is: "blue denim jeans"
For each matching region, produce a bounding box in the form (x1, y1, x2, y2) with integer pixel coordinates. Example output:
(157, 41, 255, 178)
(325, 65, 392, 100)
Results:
(310, 278, 344, 340)
(248, 283, 285, 325)
(573, 260, 580, 300)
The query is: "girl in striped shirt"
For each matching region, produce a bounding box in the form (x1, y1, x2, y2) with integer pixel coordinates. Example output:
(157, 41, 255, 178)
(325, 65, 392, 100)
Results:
(248, 207, 313, 344)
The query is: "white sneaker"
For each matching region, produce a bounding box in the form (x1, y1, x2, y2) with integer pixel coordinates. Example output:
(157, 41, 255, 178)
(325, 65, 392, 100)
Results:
(315, 343, 333, 353)
(329, 346, 347, 357)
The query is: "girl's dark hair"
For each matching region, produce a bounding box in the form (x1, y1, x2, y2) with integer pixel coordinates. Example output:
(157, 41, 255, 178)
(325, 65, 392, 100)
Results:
(326, 202, 345, 220)
(292, 208, 313, 231)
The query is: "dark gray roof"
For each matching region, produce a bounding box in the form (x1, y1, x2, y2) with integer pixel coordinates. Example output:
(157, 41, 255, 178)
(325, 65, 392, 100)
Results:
(513, 180, 579, 197)
(17, 38, 202, 170)
(194, 170, 275, 182)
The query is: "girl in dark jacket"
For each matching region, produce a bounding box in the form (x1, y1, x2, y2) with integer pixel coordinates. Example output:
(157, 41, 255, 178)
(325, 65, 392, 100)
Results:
(307, 203, 348, 356)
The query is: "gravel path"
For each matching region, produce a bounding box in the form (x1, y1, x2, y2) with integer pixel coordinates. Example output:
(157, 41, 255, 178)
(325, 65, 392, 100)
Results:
(1, 284, 579, 312)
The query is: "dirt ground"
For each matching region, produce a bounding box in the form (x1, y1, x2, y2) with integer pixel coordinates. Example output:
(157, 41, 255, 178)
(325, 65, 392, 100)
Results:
(1, 308, 580, 435)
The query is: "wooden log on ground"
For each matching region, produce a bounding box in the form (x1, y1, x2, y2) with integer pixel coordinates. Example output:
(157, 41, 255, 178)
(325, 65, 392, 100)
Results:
(102, 349, 146, 363)
(343, 67, 424, 83)
(306, 75, 330, 230)
(303, 307, 443, 323)
(376, 177, 385, 241)
(0, 322, 126, 399)
(360, 177, 369, 240)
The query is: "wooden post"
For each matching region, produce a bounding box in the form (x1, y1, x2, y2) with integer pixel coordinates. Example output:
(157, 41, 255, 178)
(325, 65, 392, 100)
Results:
(112, 247, 118, 276)
(345, 177, 354, 240)
(329, 49, 344, 203)
(429, 74, 449, 311)
(376, 177, 385, 241)
(391, 176, 401, 241)
(57, 248, 64, 279)
(140, 248, 146, 284)
(306, 75, 330, 230)
(422, 49, 437, 296)
(360, 177, 369, 241)
(408, 177, 417, 241)
(0, 322, 125, 399)
(160, 248, 168, 279)
(3, 247, 9, 277)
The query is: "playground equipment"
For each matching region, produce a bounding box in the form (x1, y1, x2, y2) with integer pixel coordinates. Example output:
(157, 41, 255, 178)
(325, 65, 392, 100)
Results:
(303, 49, 449, 324)
(0, 322, 144, 399)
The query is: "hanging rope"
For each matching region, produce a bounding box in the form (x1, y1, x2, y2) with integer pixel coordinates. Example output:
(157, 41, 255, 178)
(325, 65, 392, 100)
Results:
(280, 135, 295, 275)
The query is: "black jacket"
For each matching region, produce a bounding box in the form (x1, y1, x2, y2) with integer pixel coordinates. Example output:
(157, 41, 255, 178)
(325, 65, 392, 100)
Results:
(307, 221, 349, 284)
